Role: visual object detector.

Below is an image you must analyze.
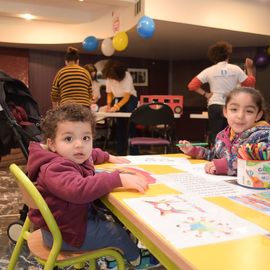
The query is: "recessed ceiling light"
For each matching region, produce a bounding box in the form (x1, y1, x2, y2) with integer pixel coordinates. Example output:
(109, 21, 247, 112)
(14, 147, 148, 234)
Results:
(20, 13, 35, 20)
(78, 0, 84, 2)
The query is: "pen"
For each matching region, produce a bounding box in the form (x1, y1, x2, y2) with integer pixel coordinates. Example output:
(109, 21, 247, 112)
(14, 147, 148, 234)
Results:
(176, 142, 208, 146)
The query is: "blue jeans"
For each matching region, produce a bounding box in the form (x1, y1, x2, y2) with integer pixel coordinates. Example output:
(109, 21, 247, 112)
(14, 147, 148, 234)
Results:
(41, 209, 140, 262)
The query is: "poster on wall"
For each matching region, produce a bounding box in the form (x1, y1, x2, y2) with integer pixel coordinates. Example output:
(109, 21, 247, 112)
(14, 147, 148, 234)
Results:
(128, 68, 148, 86)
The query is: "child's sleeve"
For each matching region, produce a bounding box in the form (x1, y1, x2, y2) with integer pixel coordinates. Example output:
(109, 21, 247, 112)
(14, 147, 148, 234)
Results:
(92, 148, 110, 164)
(184, 146, 213, 160)
(213, 153, 238, 176)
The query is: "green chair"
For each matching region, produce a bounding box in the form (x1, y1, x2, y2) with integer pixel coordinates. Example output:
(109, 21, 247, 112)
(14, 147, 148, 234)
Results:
(8, 163, 125, 270)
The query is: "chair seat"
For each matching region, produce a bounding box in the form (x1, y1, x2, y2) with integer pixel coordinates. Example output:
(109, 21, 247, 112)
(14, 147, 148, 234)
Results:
(27, 229, 108, 262)
(130, 137, 170, 146)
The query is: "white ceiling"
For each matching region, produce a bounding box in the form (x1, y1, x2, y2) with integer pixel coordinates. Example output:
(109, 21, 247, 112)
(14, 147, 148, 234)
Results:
(0, 0, 269, 60)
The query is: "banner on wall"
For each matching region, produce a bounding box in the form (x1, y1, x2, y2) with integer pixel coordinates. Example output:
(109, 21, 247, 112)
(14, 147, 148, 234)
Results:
(112, 12, 120, 33)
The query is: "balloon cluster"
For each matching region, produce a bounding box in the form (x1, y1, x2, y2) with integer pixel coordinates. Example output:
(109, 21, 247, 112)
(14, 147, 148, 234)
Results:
(82, 16, 155, 56)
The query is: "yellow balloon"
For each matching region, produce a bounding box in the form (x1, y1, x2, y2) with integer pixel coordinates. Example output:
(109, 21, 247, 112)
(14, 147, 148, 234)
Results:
(112, 31, 128, 51)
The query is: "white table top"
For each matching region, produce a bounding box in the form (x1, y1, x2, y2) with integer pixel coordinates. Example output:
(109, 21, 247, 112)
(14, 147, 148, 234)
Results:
(189, 111, 208, 119)
(95, 111, 180, 118)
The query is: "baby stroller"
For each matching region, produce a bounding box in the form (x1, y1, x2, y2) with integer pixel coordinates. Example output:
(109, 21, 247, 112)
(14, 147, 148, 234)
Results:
(0, 71, 42, 242)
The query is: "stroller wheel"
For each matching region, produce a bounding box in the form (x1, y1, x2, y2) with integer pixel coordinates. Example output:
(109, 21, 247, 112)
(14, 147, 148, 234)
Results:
(7, 220, 24, 243)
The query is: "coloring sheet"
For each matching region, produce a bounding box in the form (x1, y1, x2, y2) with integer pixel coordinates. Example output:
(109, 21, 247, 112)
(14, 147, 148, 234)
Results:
(154, 172, 258, 197)
(124, 194, 268, 249)
(186, 163, 237, 181)
(126, 155, 191, 167)
(229, 191, 270, 215)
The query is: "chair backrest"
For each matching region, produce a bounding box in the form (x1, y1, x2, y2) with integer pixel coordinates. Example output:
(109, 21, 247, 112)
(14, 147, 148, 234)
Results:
(130, 102, 174, 126)
(9, 164, 62, 264)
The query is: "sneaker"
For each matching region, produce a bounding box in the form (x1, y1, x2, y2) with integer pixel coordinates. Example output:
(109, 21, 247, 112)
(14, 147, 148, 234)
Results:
(135, 254, 160, 270)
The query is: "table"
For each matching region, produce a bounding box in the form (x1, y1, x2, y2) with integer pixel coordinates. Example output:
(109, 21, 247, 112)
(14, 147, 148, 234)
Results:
(189, 111, 208, 119)
(95, 111, 180, 119)
(100, 155, 270, 270)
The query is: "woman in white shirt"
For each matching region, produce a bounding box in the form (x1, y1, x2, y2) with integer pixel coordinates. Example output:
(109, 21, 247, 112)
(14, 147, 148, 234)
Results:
(103, 60, 138, 155)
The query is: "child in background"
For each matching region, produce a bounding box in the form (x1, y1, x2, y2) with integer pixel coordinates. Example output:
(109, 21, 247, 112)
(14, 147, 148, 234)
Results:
(27, 104, 158, 269)
(178, 87, 270, 176)
(84, 64, 101, 104)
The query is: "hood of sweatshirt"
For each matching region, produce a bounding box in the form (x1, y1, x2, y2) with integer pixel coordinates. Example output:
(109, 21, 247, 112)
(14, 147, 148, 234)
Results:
(27, 141, 94, 181)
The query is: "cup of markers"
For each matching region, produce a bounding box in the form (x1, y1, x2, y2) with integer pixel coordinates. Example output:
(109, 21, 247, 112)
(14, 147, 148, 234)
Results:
(237, 143, 270, 189)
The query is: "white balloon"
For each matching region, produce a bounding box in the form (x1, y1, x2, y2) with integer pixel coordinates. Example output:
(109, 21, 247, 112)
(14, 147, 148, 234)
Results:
(101, 38, 115, 56)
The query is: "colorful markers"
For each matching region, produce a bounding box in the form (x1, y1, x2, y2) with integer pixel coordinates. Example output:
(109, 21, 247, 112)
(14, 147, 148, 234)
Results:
(238, 143, 270, 161)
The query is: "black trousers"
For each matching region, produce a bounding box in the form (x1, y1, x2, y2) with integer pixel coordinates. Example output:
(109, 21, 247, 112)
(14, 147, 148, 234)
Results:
(208, 104, 228, 146)
(112, 95, 138, 155)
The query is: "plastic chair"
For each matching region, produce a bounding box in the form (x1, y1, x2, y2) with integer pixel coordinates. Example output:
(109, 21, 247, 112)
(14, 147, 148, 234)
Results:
(8, 163, 125, 270)
(127, 102, 174, 155)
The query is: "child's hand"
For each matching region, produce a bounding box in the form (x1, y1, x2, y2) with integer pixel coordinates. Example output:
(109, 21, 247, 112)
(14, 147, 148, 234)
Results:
(178, 140, 193, 153)
(109, 155, 130, 164)
(120, 173, 149, 193)
(204, 161, 216, 174)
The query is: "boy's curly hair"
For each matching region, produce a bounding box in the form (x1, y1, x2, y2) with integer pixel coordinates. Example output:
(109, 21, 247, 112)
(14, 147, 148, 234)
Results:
(41, 104, 96, 140)
(208, 41, 232, 63)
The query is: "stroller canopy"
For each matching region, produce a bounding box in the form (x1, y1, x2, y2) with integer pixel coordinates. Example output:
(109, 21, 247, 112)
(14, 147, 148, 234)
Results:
(0, 71, 41, 157)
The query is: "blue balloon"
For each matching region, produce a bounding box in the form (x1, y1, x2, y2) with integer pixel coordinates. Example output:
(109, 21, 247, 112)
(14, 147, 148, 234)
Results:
(82, 36, 98, 51)
(137, 16, 155, 39)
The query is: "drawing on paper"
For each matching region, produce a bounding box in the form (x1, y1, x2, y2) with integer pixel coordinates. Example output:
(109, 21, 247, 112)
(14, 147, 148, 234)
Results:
(178, 216, 232, 238)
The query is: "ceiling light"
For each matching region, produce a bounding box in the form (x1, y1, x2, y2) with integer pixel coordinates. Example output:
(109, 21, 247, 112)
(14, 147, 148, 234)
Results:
(20, 13, 35, 20)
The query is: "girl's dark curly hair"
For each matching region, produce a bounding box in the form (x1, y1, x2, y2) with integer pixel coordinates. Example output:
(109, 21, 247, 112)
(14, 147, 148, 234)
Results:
(41, 104, 96, 140)
(208, 41, 232, 63)
(102, 60, 127, 81)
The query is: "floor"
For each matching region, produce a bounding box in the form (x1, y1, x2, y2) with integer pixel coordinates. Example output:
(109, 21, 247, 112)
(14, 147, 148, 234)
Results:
(0, 149, 166, 270)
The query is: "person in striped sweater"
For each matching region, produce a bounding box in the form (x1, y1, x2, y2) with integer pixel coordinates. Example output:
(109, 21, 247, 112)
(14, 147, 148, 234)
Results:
(51, 47, 92, 109)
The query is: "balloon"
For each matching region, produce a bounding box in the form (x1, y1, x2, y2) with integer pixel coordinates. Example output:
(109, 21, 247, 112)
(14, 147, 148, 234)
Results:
(112, 31, 128, 51)
(137, 16, 155, 39)
(101, 38, 115, 56)
(82, 36, 98, 51)
(255, 52, 269, 67)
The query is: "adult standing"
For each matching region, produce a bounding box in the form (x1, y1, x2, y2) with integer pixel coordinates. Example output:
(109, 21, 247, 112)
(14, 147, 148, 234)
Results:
(102, 60, 138, 155)
(187, 41, 256, 146)
(51, 47, 92, 109)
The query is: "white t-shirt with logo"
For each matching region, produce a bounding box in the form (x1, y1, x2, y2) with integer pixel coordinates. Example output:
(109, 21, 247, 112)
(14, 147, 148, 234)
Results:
(106, 72, 137, 98)
(197, 61, 248, 106)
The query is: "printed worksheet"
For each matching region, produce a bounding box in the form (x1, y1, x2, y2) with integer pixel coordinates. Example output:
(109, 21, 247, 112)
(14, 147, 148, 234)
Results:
(124, 194, 268, 249)
(154, 172, 257, 197)
(186, 163, 237, 181)
(126, 154, 191, 169)
(229, 191, 270, 215)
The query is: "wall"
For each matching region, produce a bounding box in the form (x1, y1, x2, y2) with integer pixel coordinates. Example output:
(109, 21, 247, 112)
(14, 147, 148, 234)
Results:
(28, 49, 169, 115)
(0, 47, 29, 86)
(1, 46, 269, 143)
